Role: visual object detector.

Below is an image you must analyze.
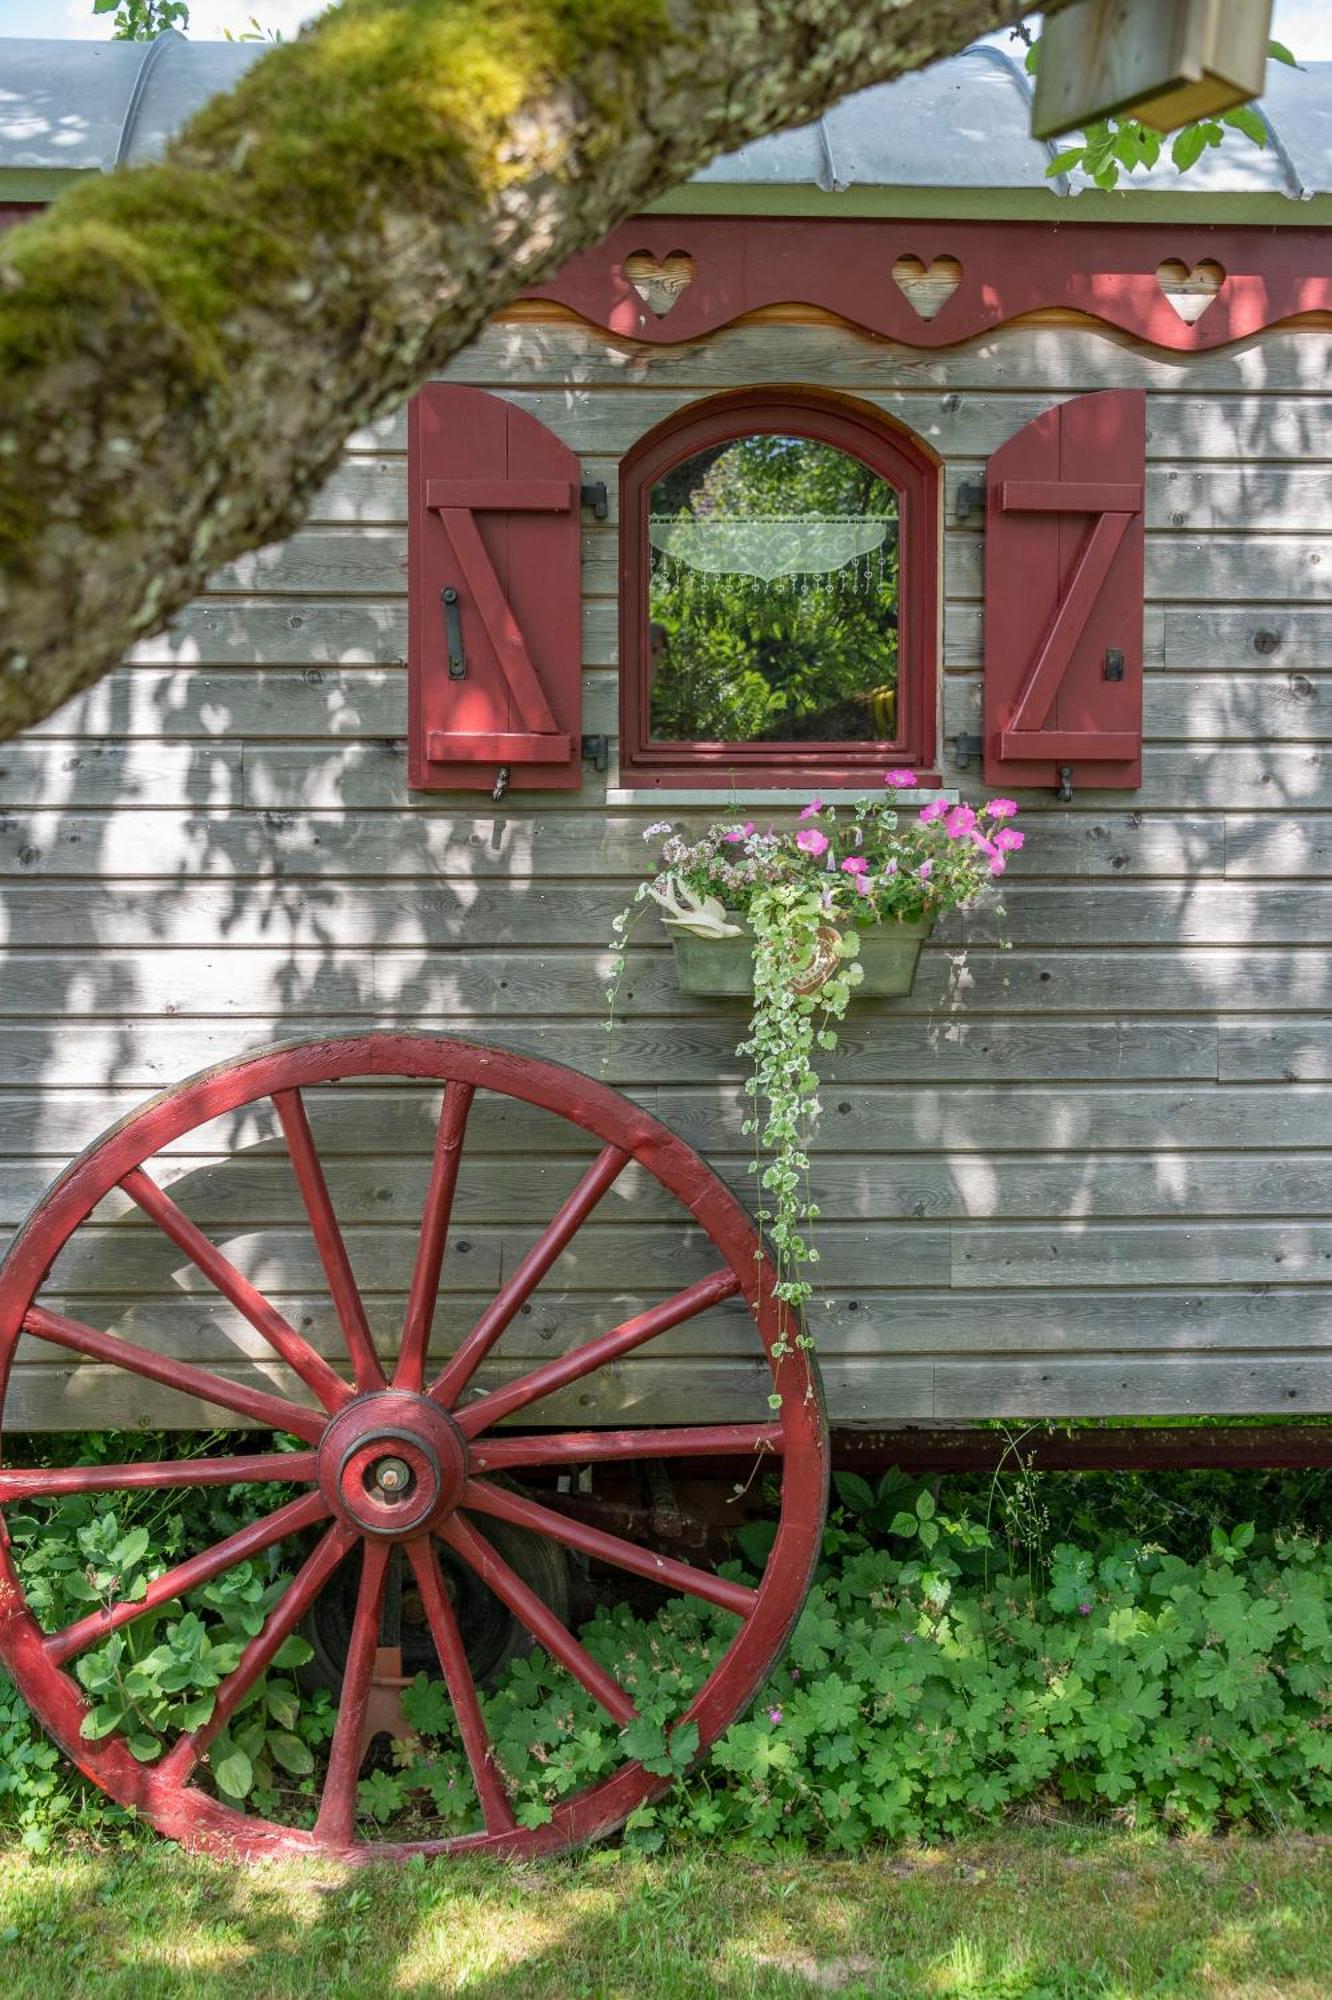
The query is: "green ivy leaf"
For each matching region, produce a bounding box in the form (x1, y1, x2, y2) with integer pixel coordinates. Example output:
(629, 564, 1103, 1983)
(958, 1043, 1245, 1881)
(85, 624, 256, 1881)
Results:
(213, 1748, 254, 1800)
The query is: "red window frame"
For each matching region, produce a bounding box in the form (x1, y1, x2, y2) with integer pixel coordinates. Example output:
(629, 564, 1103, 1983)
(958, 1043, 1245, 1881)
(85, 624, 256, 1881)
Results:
(618, 388, 940, 789)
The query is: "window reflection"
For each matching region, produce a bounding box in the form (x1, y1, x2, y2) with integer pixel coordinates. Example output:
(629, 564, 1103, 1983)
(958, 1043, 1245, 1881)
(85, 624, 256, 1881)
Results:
(647, 434, 900, 744)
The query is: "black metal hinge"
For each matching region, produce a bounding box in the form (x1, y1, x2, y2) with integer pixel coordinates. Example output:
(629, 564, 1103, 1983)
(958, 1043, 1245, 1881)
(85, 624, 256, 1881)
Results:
(581, 734, 609, 773)
(955, 481, 985, 524)
(952, 733, 984, 770)
(581, 481, 609, 520)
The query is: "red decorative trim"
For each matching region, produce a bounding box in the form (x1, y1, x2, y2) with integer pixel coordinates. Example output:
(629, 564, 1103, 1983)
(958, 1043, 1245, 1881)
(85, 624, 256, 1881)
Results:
(526, 216, 1332, 352)
(619, 387, 939, 790)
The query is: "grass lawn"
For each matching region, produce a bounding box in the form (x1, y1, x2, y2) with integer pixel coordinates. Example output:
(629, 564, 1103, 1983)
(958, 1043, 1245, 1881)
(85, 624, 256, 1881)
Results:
(0, 1830, 1329, 1998)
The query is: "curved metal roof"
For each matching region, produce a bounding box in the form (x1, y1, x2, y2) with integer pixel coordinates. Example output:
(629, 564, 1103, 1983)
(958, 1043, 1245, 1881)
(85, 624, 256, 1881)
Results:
(0, 31, 1328, 200)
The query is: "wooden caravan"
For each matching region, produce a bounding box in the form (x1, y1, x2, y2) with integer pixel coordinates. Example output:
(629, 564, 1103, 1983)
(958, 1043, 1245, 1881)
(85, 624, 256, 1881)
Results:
(0, 31, 1329, 1858)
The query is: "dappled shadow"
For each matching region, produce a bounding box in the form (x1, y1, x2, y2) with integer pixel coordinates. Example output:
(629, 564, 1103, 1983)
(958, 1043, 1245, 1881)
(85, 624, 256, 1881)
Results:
(1, 310, 1331, 1431)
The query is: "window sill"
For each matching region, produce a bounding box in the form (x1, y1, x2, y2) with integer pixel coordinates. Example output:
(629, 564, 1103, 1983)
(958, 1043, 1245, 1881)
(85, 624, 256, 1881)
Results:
(604, 785, 959, 808)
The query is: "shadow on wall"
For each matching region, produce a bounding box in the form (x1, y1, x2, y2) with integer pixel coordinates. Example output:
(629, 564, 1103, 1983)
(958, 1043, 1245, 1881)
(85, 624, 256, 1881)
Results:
(0, 321, 1331, 1425)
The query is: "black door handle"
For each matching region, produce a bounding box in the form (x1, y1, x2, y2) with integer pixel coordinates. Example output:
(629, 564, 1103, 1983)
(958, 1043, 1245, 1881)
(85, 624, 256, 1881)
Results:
(442, 586, 466, 679)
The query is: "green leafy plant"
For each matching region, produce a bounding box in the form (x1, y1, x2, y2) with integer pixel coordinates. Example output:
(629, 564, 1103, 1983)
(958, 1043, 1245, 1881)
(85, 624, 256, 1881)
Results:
(1025, 31, 1300, 191)
(607, 778, 1021, 1315)
(93, 0, 190, 38)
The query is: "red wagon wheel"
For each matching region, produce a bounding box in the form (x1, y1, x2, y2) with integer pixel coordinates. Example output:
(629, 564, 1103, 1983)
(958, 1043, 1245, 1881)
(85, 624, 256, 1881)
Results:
(0, 1033, 827, 1860)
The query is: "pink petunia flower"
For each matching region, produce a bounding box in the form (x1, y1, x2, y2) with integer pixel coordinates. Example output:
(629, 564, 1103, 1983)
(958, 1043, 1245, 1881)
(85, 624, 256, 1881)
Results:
(918, 799, 947, 824)
(768, 1706, 783, 1725)
(883, 858, 899, 877)
(841, 856, 869, 876)
(884, 769, 917, 789)
(988, 855, 1007, 877)
(944, 805, 977, 839)
(720, 820, 756, 844)
(993, 827, 1024, 852)
(796, 829, 829, 857)
(918, 859, 934, 881)
(987, 798, 1019, 820)
(797, 798, 824, 821)
(854, 873, 874, 896)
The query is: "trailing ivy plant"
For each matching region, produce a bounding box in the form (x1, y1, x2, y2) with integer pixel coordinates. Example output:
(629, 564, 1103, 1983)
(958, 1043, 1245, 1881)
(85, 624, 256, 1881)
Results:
(607, 774, 1021, 1318)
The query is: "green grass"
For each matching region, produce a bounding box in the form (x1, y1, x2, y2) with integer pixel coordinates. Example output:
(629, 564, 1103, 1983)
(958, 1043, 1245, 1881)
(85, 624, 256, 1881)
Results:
(1, 1830, 1331, 1997)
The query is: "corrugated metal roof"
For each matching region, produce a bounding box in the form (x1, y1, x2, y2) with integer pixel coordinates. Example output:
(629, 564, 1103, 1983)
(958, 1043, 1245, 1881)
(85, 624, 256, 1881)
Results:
(0, 30, 1328, 198)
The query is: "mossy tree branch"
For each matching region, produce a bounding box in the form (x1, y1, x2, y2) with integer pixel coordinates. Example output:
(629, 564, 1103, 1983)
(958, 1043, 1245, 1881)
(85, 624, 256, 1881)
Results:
(0, 0, 1066, 739)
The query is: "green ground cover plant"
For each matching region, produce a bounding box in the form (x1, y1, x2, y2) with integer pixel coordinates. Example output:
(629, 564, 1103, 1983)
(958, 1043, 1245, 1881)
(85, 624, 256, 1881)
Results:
(5, 1431, 1332, 1857)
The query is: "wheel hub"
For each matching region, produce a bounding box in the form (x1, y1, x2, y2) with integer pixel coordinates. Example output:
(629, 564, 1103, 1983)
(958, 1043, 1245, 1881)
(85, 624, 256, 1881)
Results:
(317, 1391, 467, 1539)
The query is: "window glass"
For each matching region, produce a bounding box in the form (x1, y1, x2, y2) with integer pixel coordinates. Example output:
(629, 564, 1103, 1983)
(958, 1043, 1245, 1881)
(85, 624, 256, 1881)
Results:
(647, 434, 900, 744)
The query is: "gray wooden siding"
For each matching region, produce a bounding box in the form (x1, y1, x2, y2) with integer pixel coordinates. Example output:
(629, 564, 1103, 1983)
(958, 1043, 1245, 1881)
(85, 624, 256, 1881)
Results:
(2, 312, 1330, 1428)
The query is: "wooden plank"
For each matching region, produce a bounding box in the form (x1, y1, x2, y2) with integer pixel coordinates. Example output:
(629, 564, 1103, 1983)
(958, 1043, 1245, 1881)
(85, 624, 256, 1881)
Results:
(1220, 1021, 1332, 1082)
(1164, 607, 1332, 671)
(0, 1015, 1219, 1085)
(1226, 816, 1332, 879)
(431, 320, 1332, 398)
(27, 666, 617, 746)
(5, 1147, 1327, 1233)
(945, 603, 1168, 670)
(946, 533, 1332, 606)
(929, 1355, 1332, 1420)
(948, 673, 1332, 744)
(0, 742, 242, 810)
(129, 602, 407, 668)
(954, 1221, 1332, 1289)
(0, 937, 1321, 1016)
(0, 807, 1224, 883)
(357, 388, 1332, 464)
(0, 878, 1315, 951)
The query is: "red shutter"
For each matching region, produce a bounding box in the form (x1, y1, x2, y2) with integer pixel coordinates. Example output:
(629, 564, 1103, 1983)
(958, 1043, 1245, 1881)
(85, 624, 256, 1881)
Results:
(983, 388, 1145, 792)
(409, 384, 582, 792)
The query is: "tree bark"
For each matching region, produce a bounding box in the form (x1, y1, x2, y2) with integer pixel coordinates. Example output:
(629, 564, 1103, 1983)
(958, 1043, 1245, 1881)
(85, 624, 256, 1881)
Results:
(0, 0, 1063, 739)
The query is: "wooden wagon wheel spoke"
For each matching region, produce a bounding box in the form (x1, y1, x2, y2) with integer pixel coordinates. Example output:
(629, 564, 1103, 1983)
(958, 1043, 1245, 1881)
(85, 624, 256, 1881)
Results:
(470, 1424, 783, 1473)
(159, 1522, 358, 1788)
(22, 1304, 326, 1442)
(273, 1088, 386, 1393)
(45, 1489, 331, 1667)
(462, 1479, 758, 1620)
(395, 1081, 474, 1392)
(0, 1449, 318, 1503)
(428, 1143, 631, 1411)
(120, 1165, 352, 1413)
(0, 1034, 826, 1861)
(441, 1510, 637, 1726)
(314, 1538, 391, 1845)
(406, 1536, 516, 1835)
(455, 1269, 742, 1440)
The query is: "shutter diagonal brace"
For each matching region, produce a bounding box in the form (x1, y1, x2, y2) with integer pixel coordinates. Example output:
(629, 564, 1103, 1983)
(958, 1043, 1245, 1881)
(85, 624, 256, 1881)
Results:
(423, 479, 575, 762)
(997, 478, 1143, 763)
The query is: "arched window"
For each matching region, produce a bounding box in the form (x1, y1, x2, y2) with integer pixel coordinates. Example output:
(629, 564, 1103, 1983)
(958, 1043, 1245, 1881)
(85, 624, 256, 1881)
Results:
(619, 390, 939, 789)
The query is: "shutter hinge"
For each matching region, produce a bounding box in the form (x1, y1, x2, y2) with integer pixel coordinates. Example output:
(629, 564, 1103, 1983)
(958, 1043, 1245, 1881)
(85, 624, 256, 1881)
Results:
(581, 481, 609, 520)
(581, 734, 609, 773)
(955, 481, 985, 524)
(952, 732, 984, 770)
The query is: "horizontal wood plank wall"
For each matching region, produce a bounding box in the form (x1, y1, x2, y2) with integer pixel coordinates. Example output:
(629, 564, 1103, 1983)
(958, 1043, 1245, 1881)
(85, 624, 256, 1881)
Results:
(3, 309, 1330, 1428)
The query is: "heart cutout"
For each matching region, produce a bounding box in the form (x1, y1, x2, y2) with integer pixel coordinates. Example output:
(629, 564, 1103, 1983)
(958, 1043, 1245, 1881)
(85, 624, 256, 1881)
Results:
(624, 249, 695, 318)
(892, 253, 963, 321)
(1156, 257, 1225, 323)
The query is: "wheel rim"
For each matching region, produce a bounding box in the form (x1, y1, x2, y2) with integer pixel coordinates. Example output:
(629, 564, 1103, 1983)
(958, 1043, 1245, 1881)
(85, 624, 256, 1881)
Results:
(0, 1032, 827, 1860)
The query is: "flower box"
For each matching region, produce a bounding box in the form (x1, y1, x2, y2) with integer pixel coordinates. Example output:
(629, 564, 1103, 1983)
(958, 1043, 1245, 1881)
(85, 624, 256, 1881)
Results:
(670, 913, 934, 1000)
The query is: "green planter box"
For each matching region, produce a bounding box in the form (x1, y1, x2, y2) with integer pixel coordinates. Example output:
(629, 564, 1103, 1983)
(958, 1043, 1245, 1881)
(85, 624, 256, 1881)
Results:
(670, 914, 933, 1000)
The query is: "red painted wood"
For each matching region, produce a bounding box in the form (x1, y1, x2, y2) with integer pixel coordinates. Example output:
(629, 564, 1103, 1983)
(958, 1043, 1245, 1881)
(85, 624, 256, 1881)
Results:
(429, 1142, 630, 1409)
(0, 1450, 316, 1503)
(45, 1489, 330, 1667)
(618, 387, 940, 790)
(315, 1540, 390, 1845)
(158, 1523, 357, 1787)
(527, 215, 1332, 352)
(442, 1510, 638, 1726)
(471, 1423, 783, 1473)
(407, 1537, 516, 1834)
(121, 1163, 353, 1411)
(408, 385, 583, 792)
(464, 1479, 759, 1619)
(273, 1088, 386, 1391)
(984, 388, 1146, 791)
(457, 1268, 741, 1438)
(0, 1032, 827, 1861)
(396, 1080, 474, 1391)
(22, 1303, 326, 1442)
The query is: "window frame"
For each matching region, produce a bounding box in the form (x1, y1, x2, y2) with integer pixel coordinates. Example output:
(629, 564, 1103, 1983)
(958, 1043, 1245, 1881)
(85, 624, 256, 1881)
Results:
(618, 388, 941, 789)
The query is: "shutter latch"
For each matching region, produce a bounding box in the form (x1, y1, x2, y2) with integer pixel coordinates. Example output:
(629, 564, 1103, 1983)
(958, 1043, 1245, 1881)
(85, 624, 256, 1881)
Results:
(441, 587, 466, 679)
(581, 481, 609, 520)
(491, 765, 511, 802)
